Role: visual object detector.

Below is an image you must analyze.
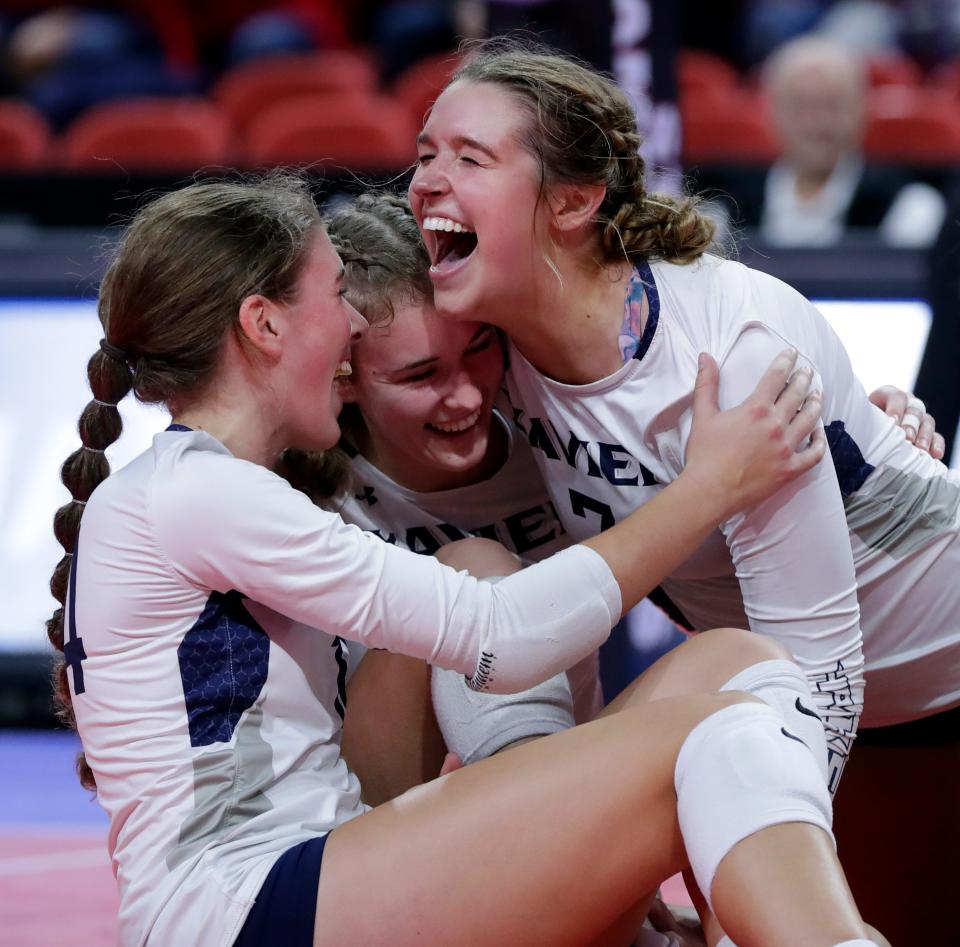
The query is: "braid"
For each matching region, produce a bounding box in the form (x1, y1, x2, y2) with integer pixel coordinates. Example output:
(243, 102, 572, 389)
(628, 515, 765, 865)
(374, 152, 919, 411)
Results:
(48, 346, 133, 791)
(46, 173, 321, 791)
(455, 38, 716, 266)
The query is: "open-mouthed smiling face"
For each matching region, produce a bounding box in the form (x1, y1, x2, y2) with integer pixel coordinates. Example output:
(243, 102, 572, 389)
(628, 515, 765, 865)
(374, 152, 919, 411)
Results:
(408, 80, 547, 325)
(338, 294, 506, 493)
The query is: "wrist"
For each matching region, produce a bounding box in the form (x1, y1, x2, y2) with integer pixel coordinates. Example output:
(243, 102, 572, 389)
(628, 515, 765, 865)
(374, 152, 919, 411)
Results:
(672, 466, 731, 527)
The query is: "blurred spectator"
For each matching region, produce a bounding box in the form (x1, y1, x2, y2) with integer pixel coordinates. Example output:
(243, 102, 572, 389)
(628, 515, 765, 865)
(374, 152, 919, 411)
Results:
(740, 0, 832, 66)
(345, 1, 457, 83)
(5, 6, 197, 130)
(705, 34, 946, 247)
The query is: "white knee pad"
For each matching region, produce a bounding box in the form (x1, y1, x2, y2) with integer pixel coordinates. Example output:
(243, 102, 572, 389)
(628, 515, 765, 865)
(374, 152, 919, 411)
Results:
(431, 665, 575, 764)
(674, 701, 833, 913)
(720, 659, 829, 784)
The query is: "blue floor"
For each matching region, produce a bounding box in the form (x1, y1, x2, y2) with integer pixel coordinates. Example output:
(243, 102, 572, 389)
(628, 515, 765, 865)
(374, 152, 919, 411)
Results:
(1, 730, 106, 827)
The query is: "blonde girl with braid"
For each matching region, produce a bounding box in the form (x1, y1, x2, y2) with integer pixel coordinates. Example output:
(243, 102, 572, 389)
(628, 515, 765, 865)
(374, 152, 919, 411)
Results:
(47, 171, 884, 947)
(409, 38, 960, 946)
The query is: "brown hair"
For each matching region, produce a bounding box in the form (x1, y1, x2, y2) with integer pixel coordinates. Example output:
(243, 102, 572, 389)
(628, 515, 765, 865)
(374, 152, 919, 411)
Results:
(48, 173, 321, 789)
(453, 38, 715, 265)
(277, 190, 432, 504)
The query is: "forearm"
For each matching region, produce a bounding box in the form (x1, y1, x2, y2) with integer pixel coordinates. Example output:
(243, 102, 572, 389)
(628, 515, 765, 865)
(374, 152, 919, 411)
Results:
(583, 470, 728, 615)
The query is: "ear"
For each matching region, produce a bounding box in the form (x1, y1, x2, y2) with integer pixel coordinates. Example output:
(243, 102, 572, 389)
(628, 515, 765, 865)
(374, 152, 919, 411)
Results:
(547, 181, 607, 234)
(237, 294, 284, 359)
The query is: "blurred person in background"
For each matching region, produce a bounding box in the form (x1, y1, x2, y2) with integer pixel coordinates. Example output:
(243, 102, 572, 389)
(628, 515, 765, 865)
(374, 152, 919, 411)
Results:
(709, 33, 946, 247)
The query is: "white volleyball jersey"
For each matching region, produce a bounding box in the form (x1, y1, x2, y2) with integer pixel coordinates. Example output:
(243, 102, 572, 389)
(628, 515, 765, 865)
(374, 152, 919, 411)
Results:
(335, 410, 603, 722)
(505, 255, 960, 790)
(66, 427, 620, 946)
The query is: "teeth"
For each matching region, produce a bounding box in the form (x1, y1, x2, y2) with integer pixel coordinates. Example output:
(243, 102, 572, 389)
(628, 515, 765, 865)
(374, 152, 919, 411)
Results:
(334, 361, 352, 379)
(431, 409, 481, 434)
(423, 216, 474, 234)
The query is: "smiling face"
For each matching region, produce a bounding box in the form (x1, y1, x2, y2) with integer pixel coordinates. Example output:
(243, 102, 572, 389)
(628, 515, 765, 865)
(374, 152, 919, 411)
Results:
(279, 230, 367, 451)
(408, 80, 547, 324)
(339, 293, 506, 492)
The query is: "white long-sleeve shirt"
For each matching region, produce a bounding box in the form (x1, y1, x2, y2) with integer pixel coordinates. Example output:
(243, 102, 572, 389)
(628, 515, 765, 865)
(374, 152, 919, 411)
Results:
(504, 254, 960, 793)
(67, 427, 620, 946)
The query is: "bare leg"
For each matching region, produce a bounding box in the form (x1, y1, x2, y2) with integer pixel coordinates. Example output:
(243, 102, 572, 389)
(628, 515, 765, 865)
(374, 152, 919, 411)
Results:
(314, 693, 868, 946)
(341, 650, 446, 806)
(598, 625, 791, 717)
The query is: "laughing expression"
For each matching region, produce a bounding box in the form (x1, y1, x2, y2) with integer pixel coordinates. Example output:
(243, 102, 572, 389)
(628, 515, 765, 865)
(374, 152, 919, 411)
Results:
(339, 295, 506, 493)
(408, 80, 547, 324)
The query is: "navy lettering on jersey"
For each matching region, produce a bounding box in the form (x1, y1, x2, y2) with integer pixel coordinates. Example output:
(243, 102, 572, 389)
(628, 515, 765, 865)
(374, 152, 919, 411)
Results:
(553, 422, 602, 478)
(64, 539, 88, 695)
(527, 416, 561, 460)
(598, 442, 658, 486)
(331, 637, 349, 720)
(470, 523, 501, 542)
(511, 404, 528, 436)
(406, 526, 442, 555)
(178, 590, 270, 747)
(371, 529, 398, 544)
(504, 504, 562, 555)
(569, 489, 615, 531)
(524, 418, 658, 487)
(826, 421, 875, 497)
(439, 523, 470, 543)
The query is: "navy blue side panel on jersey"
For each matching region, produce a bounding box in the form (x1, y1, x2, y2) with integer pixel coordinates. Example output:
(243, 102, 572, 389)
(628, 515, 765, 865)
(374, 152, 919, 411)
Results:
(826, 420, 875, 497)
(178, 590, 270, 747)
(633, 261, 660, 363)
(64, 535, 88, 695)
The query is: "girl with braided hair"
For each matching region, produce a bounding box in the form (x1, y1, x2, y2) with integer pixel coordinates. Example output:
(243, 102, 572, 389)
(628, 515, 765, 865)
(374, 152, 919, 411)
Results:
(49, 171, 881, 947)
(408, 38, 960, 945)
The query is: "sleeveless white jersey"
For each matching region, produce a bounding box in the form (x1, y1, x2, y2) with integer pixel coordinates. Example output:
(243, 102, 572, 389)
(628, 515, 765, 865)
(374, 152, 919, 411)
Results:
(335, 410, 603, 722)
(66, 428, 620, 946)
(505, 255, 960, 790)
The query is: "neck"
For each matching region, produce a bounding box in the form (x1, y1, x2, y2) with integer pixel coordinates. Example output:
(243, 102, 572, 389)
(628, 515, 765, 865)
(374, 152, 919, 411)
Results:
(173, 374, 283, 468)
(503, 258, 635, 385)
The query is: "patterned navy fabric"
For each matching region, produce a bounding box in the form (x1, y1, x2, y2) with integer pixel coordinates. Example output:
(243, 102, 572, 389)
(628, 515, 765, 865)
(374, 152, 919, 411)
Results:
(177, 590, 270, 747)
(826, 420, 875, 497)
(633, 260, 660, 362)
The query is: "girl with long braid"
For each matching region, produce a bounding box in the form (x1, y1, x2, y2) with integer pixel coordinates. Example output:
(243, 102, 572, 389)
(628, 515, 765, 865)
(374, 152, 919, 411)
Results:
(408, 39, 960, 945)
(47, 172, 881, 947)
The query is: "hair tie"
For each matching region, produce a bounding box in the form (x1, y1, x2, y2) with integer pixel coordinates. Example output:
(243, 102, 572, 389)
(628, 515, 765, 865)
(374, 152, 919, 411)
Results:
(100, 338, 130, 364)
(73, 499, 87, 506)
(92, 398, 117, 408)
(82, 445, 105, 454)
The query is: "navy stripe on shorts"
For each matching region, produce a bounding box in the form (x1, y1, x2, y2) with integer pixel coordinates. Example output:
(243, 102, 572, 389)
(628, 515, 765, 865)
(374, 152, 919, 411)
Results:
(234, 834, 329, 947)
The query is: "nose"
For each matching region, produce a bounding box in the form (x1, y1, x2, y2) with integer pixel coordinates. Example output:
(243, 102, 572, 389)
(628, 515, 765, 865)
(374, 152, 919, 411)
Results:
(409, 161, 449, 200)
(347, 301, 368, 341)
(442, 370, 483, 413)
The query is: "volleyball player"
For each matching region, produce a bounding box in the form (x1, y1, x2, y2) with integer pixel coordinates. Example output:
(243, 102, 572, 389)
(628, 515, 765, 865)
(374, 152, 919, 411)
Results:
(408, 39, 959, 944)
(49, 175, 881, 946)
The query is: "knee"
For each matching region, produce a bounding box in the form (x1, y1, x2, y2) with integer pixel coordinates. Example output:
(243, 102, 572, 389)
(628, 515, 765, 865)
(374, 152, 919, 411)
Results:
(708, 627, 793, 666)
(435, 537, 522, 579)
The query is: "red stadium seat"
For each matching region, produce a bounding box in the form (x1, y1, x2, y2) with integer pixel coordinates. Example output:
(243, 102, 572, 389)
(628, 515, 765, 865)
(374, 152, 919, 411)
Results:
(864, 87, 960, 163)
(866, 54, 923, 87)
(0, 100, 51, 170)
(682, 89, 778, 165)
(243, 93, 416, 170)
(391, 51, 463, 128)
(678, 49, 740, 96)
(61, 98, 231, 172)
(213, 51, 379, 138)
